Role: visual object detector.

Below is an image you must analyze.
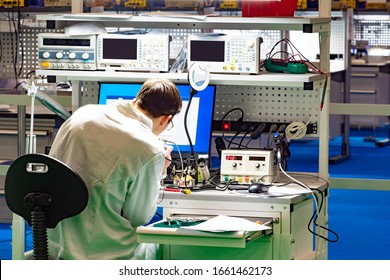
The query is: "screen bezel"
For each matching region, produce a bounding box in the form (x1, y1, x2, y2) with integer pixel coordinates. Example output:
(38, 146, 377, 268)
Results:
(98, 82, 216, 158)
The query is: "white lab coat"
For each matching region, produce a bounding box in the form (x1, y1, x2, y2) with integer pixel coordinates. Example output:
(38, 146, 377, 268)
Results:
(47, 102, 165, 260)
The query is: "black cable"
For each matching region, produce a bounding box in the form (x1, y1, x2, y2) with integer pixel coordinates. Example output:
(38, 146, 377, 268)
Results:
(220, 107, 245, 148)
(216, 179, 236, 191)
(13, 81, 25, 90)
(182, 89, 198, 187)
(244, 137, 253, 148)
(227, 130, 241, 149)
(184, 90, 196, 157)
(7, 11, 16, 82)
(306, 189, 339, 243)
(26, 70, 36, 80)
(154, 211, 163, 218)
(16, 3, 24, 77)
(157, 189, 165, 204)
(301, 175, 339, 243)
(5, 7, 24, 88)
(287, 172, 339, 243)
(266, 124, 278, 148)
(237, 131, 250, 148)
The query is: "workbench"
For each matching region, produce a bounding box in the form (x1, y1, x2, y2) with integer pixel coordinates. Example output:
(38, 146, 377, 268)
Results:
(137, 176, 328, 260)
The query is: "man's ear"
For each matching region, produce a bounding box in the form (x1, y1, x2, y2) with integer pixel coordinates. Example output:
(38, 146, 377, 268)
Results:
(160, 115, 172, 126)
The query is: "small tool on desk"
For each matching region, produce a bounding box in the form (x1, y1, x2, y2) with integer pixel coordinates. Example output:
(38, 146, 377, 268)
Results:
(164, 187, 191, 195)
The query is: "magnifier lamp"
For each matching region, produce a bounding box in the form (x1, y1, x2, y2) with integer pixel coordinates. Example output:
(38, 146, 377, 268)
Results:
(188, 62, 210, 93)
(183, 63, 211, 186)
(25, 77, 71, 154)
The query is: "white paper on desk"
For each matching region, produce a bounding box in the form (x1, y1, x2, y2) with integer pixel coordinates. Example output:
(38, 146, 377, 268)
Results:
(180, 215, 271, 233)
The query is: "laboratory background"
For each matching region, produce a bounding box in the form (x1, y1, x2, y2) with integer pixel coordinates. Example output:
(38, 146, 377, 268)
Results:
(0, 0, 389, 260)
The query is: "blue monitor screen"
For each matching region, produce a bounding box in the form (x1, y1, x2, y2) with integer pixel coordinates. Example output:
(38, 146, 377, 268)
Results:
(98, 82, 216, 157)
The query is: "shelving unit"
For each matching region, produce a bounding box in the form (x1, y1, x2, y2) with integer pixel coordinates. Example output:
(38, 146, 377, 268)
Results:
(35, 13, 331, 178)
(36, 13, 330, 31)
(29, 11, 332, 260)
(35, 70, 325, 87)
(35, 14, 330, 92)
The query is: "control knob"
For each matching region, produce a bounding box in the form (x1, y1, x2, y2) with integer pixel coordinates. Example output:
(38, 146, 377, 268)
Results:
(68, 52, 76, 59)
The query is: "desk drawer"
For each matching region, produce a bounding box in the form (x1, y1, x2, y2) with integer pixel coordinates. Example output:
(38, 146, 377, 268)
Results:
(168, 236, 273, 260)
(137, 217, 272, 249)
(137, 225, 271, 249)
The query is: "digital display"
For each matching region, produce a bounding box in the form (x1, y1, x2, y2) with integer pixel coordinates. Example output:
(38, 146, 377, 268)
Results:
(249, 156, 266, 161)
(98, 82, 216, 156)
(225, 155, 243, 161)
(102, 38, 137, 60)
(43, 38, 90, 46)
(190, 40, 225, 62)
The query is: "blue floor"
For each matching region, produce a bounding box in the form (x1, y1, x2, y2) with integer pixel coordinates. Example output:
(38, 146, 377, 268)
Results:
(0, 223, 32, 260)
(1, 128, 389, 260)
(288, 127, 390, 179)
(288, 127, 390, 259)
(327, 189, 390, 260)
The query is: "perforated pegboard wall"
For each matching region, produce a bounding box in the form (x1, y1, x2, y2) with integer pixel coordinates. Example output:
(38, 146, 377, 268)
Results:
(154, 28, 201, 60)
(353, 19, 390, 47)
(80, 83, 322, 126)
(0, 26, 60, 81)
(290, 18, 345, 61)
(330, 18, 346, 55)
(79, 81, 99, 104)
(214, 85, 320, 125)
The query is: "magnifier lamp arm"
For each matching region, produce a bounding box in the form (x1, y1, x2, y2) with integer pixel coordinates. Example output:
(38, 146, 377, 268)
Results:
(23, 82, 71, 121)
(25, 80, 38, 154)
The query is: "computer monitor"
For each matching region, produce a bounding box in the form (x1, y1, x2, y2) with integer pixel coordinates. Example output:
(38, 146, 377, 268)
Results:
(98, 82, 216, 158)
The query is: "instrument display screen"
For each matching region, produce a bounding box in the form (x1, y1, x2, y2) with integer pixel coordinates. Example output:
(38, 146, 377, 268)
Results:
(225, 155, 243, 161)
(249, 156, 266, 161)
(43, 38, 91, 46)
(102, 38, 137, 59)
(190, 40, 225, 62)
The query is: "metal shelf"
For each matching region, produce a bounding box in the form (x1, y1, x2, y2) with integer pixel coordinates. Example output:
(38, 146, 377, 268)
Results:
(36, 14, 330, 32)
(36, 69, 325, 89)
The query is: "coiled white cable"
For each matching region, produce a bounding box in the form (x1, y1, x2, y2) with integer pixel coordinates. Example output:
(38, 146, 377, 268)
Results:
(285, 117, 312, 140)
(285, 122, 306, 140)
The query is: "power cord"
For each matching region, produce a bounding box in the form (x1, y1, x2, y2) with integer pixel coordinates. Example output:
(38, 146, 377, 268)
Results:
(266, 124, 278, 148)
(284, 117, 312, 140)
(219, 107, 245, 149)
(161, 139, 184, 184)
(278, 164, 339, 246)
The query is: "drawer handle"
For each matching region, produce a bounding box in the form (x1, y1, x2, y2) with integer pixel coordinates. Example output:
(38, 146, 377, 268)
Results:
(351, 73, 377, 78)
(350, 90, 376, 94)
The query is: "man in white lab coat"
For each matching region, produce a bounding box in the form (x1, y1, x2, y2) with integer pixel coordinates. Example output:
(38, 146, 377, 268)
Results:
(47, 79, 182, 259)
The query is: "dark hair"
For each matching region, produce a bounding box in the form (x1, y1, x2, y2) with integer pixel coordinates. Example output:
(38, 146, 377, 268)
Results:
(135, 79, 182, 118)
